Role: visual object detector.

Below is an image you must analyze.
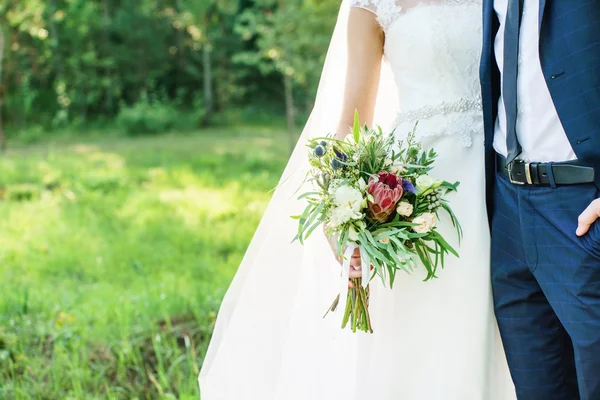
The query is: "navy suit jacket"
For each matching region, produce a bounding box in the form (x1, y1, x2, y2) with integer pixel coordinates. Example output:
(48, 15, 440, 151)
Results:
(480, 0, 600, 220)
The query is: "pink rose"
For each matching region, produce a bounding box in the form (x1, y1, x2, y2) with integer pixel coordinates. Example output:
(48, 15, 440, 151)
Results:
(366, 171, 404, 223)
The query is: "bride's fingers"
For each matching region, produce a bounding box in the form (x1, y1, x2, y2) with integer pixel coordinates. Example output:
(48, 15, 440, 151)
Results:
(349, 268, 362, 278)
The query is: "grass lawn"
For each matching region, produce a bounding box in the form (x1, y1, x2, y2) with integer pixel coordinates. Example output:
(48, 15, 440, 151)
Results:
(0, 127, 291, 399)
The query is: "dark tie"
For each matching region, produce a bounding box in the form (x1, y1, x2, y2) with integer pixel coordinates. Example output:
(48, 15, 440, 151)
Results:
(503, 0, 525, 164)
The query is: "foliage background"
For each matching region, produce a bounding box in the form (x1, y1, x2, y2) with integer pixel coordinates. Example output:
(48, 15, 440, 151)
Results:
(0, 0, 340, 398)
(0, 0, 339, 136)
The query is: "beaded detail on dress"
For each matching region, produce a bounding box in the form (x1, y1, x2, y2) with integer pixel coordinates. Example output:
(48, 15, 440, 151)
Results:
(393, 95, 482, 125)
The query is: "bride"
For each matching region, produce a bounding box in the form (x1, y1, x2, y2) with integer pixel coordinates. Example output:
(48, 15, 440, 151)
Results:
(200, 1, 516, 398)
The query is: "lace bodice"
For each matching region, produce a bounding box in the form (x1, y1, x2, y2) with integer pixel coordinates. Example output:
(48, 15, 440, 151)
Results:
(351, 0, 480, 31)
(350, 0, 483, 146)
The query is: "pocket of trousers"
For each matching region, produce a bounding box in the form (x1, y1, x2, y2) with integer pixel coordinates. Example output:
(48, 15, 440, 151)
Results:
(580, 191, 600, 260)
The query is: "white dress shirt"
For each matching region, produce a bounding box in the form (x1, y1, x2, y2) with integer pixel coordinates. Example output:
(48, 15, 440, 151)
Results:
(493, 0, 577, 162)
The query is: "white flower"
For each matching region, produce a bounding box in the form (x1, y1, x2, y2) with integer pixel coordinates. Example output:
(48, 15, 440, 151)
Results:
(358, 177, 368, 192)
(390, 165, 407, 174)
(329, 206, 362, 228)
(384, 158, 393, 166)
(328, 179, 343, 196)
(328, 207, 346, 228)
(396, 201, 414, 217)
(416, 174, 435, 190)
(412, 212, 437, 234)
(333, 185, 363, 208)
(328, 185, 364, 228)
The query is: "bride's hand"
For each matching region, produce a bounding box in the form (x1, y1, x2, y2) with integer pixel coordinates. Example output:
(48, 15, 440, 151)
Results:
(324, 226, 363, 287)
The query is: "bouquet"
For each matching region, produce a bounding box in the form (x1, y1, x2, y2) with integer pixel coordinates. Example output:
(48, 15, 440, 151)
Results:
(293, 112, 462, 333)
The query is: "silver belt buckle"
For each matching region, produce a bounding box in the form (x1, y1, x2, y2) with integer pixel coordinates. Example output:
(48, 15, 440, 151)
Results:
(507, 160, 527, 185)
(506, 160, 533, 185)
(524, 162, 533, 185)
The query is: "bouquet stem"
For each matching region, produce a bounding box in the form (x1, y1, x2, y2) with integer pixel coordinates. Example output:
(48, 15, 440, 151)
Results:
(341, 279, 373, 334)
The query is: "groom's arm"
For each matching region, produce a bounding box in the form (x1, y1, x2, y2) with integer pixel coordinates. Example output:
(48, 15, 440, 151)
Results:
(576, 200, 600, 236)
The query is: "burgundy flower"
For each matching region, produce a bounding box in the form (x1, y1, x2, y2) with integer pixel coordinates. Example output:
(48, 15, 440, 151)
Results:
(366, 171, 404, 223)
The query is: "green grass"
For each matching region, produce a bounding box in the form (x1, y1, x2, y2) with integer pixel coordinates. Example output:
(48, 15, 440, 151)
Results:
(0, 127, 292, 399)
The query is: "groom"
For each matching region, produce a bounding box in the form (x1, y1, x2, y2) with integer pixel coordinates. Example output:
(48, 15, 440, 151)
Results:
(481, 0, 600, 399)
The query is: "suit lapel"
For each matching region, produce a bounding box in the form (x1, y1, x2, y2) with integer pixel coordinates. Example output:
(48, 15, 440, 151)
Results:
(481, 0, 499, 146)
(539, 0, 548, 31)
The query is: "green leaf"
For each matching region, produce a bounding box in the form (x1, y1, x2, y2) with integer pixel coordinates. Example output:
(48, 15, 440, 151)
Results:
(297, 205, 314, 243)
(305, 217, 325, 239)
(430, 231, 459, 258)
(301, 202, 326, 240)
(377, 220, 420, 229)
(441, 202, 463, 241)
(414, 242, 436, 281)
(353, 110, 360, 143)
(389, 266, 397, 287)
(361, 231, 393, 265)
(297, 191, 322, 200)
(440, 180, 460, 191)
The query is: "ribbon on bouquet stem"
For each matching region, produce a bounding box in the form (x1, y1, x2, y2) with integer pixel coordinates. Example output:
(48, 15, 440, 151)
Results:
(338, 242, 372, 315)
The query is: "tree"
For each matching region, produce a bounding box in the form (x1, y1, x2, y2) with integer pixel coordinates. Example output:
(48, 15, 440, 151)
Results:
(0, 24, 5, 151)
(234, 0, 338, 149)
(102, 0, 114, 112)
(176, 0, 239, 126)
(0, 0, 339, 132)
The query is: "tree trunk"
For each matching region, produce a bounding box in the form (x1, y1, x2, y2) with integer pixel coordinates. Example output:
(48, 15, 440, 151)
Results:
(47, 0, 69, 122)
(201, 43, 213, 127)
(283, 74, 296, 152)
(0, 26, 6, 151)
(47, 0, 63, 77)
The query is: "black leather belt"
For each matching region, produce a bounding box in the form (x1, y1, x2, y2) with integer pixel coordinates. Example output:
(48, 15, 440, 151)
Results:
(496, 154, 595, 186)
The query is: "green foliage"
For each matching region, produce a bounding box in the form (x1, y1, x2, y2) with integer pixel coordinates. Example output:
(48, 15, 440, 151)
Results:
(0, 0, 340, 131)
(234, 0, 338, 101)
(9, 125, 47, 144)
(4, 183, 41, 201)
(117, 95, 180, 135)
(0, 126, 289, 398)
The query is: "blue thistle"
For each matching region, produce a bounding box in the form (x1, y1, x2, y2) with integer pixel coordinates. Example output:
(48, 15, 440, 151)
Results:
(402, 180, 417, 194)
(314, 145, 325, 158)
(333, 147, 348, 161)
(319, 140, 328, 147)
(331, 158, 344, 170)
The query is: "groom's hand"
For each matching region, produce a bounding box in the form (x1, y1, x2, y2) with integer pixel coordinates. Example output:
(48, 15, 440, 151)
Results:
(576, 199, 600, 236)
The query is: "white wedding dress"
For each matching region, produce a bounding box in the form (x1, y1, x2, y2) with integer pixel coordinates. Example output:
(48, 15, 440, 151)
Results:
(200, 1, 517, 399)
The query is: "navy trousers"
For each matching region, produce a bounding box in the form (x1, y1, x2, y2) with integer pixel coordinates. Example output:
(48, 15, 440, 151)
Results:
(492, 173, 600, 400)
